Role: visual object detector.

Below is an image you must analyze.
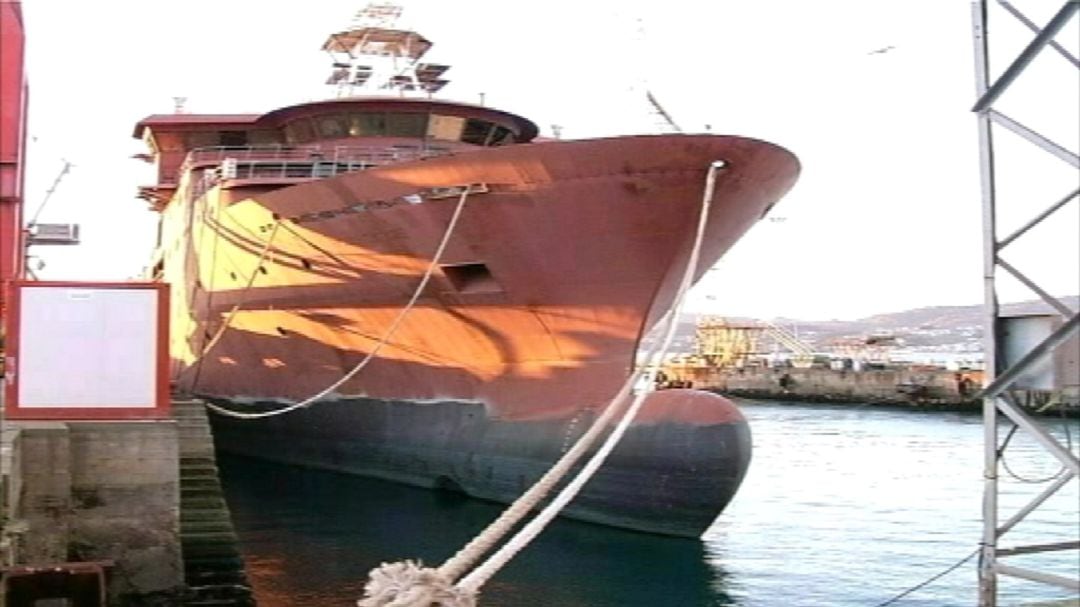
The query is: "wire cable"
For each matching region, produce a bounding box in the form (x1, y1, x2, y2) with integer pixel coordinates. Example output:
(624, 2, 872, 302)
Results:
(205, 185, 472, 420)
(873, 547, 980, 607)
(189, 221, 282, 391)
(997, 393, 1076, 484)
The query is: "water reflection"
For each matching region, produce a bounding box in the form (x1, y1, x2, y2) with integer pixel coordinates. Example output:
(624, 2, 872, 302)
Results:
(219, 454, 737, 607)
(219, 403, 1079, 607)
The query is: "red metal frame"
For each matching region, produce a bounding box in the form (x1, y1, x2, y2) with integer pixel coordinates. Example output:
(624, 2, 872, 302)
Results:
(1, 0, 28, 316)
(1, 561, 113, 607)
(3, 280, 171, 420)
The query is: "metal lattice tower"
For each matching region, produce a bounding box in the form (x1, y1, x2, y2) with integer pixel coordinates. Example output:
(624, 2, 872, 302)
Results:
(970, 1, 1080, 604)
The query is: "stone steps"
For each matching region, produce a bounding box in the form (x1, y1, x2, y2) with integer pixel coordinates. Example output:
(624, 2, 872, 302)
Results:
(182, 520, 237, 535)
(174, 399, 256, 607)
(181, 509, 235, 524)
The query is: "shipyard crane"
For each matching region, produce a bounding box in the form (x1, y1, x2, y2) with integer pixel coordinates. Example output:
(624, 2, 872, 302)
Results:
(693, 316, 763, 366)
(759, 319, 815, 358)
(694, 316, 816, 367)
(26, 158, 72, 228)
(24, 158, 80, 275)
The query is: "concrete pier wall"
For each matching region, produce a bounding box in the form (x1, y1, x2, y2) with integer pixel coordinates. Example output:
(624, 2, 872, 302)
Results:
(2, 421, 184, 604)
(661, 365, 983, 407)
(9, 422, 70, 564)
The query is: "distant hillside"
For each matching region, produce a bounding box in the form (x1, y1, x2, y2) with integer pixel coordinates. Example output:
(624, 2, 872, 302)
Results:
(837, 296, 1079, 333)
(782, 296, 1078, 350)
(644, 296, 1078, 354)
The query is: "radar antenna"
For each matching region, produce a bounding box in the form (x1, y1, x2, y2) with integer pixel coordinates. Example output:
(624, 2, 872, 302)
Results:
(322, 3, 450, 98)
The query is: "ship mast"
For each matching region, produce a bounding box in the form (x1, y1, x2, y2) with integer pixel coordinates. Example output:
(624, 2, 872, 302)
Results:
(322, 3, 450, 99)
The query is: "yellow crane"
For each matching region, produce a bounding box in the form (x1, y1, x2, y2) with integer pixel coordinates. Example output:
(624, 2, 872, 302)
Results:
(694, 316, 816, 368)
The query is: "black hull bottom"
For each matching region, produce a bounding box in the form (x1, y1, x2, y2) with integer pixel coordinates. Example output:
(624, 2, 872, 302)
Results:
(205, 395, 752, 538)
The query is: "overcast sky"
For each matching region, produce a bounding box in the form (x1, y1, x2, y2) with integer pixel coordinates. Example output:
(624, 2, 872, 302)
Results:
(19, 0, 1080, 320)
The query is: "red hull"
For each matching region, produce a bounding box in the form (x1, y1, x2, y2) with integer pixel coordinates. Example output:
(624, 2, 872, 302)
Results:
(134, 12, 800, 536)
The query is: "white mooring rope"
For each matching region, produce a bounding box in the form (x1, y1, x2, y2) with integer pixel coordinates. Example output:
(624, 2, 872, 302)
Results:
(434, 310, 669, 584)
(358, 160, 728, 607)
(205, 185, 472, 419)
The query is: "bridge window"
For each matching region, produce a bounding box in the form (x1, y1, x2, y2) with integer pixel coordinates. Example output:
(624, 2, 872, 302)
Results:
(284, 112, 516, 146)
(386, 113, 427, 138)
(248, 129, 281, 145)
(428, 114, 465, 140)
(349, 113, 386, 136)
(284, 119, 316, 144)
(220, 131, 248, 147)
(461, 119, 494, 145)
(186, 131, 219, 149)
(490, 126, 515, 146)
(318, 115, 348, 138)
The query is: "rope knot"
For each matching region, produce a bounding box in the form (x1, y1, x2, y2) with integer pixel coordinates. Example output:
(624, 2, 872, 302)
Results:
(358, 560, 476, 607)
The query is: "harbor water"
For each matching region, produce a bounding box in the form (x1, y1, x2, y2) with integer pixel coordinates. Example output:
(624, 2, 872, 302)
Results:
(218, 401, 1080, 606)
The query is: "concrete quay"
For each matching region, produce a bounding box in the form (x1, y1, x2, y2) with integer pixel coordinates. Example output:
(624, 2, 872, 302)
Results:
(1, 419, 184, 605)
(658, 364, 1078, 415)
(0, 400, 254, 606)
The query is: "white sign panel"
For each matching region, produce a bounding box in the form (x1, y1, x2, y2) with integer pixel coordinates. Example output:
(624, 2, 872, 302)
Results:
(17, 286, 159, 408)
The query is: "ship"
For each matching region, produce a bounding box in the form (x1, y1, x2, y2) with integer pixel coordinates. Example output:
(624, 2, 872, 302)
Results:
(133, 4, 800, 538)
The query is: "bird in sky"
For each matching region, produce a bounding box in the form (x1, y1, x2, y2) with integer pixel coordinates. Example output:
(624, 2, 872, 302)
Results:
(868, 45, 896, 56)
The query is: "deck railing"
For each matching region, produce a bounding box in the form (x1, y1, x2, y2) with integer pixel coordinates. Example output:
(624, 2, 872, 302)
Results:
(181, 144, 452, 174)
(174, 144, 455, 206)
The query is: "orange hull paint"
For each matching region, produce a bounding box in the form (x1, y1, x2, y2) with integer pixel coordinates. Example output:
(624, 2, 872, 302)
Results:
(163, 134, 799, 420)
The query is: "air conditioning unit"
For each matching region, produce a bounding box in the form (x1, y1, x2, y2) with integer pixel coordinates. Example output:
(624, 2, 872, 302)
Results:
(27, 223, 80, 245)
